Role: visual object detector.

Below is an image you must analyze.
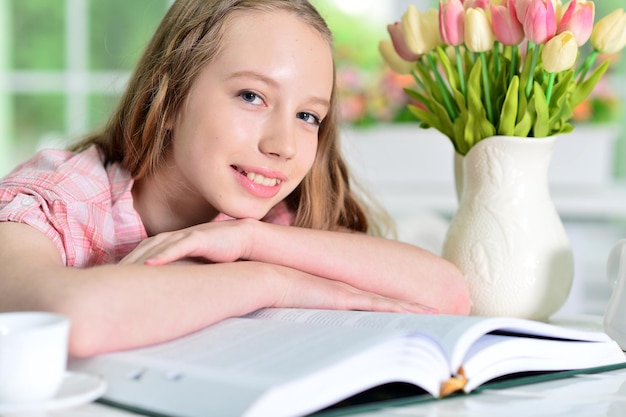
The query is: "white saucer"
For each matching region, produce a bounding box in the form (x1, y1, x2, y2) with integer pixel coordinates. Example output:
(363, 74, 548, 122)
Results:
(0, 371, 107, 413)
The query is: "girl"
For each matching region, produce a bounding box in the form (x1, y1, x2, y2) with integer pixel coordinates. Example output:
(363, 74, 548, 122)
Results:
(0, 0, 470, 358)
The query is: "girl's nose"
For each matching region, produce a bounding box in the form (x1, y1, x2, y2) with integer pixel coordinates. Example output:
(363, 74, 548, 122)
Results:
(258, 114, 297, 160)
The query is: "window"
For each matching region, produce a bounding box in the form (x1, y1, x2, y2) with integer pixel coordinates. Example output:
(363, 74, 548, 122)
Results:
(0, 0, 170, 175)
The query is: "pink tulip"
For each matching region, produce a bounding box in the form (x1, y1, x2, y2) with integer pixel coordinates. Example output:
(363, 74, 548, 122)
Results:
(386, 22, 421, 62)
(557, 0, 594, 46)
(440, 0, 465, 46)
(515, 0, 533, 23)
(524, 0, 557, 44)
(463, 0, 489, 10)
(491, 0, 525, 45)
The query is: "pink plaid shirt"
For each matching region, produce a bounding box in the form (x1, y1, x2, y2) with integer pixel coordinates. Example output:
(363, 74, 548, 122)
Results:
(0, 145, 294, 267)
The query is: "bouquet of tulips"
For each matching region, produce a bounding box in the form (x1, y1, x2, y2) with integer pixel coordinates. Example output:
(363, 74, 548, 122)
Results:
(379, 0, 626, 155)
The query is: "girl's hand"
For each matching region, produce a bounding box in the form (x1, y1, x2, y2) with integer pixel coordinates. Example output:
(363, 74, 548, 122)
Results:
(270, 265, 438, 315)
(120, 219, 250, 265)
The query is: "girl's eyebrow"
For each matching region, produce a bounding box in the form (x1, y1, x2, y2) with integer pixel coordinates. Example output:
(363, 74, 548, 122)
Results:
(227, 70, 330, 109)
(227, 70, 277, 85)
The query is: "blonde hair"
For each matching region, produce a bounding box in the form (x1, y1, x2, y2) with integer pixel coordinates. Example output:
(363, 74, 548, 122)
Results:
(72, 0, 388, 235)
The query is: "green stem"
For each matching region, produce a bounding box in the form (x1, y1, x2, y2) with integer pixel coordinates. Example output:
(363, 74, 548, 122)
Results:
(509, 45, 519, 84)
(411, 69, 426, 91)
(426, 53, 457, 120)
(545, 72, 556, 106)
(575, 49, 599, 83)
(525, 44, 541, 99)
(455, 45, 466, 98)
(493, 41, 501, 79)
(480, 52, 494, 125)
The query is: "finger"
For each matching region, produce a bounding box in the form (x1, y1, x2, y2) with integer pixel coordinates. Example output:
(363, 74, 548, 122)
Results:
(143, 232, 213, 265)
(341, 291, 438, 315)
(120, 234, 188, 265)
(287, 276, 438, 315)
(367, 295, 438, 315)
(119, 239, 156, 264)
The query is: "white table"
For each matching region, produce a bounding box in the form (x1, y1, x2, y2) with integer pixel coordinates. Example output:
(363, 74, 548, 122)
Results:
(11, 316, 624, 417)
(21, 363, 626, 417)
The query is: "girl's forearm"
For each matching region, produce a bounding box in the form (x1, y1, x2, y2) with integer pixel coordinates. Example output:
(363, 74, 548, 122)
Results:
(247, 221, 470, 315)
(3, 261, 281, 357)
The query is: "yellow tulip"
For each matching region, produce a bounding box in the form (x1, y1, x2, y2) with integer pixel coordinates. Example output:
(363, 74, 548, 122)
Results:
(378, 39, 415, 74)
(542, 31, 578, 73)
(402, 6, 441, 55)
(464, 8, 495, 52)
(590, 8, 626, 54)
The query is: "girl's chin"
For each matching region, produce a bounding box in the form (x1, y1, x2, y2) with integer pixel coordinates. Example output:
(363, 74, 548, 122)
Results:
(215, 208, 270, 222)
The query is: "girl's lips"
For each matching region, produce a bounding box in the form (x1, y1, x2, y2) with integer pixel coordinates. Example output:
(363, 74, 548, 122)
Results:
(231, 165, 285, 198)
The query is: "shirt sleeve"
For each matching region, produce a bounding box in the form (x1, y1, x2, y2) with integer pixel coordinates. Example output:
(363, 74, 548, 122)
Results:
(0, 147, 125, 267)
(0, 188, 72, 265)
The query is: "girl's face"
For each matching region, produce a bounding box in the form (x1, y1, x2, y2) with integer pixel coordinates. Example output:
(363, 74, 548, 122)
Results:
(167, 10, 334, 221)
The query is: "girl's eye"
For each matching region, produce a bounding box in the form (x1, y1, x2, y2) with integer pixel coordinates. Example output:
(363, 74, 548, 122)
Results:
(297, 112, 321, 126)
(239, 91, 263, 105)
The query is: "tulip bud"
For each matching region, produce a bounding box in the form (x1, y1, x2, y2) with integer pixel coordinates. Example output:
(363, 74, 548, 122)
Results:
(553, 0, 564, 21)
(379, 39, 416, 74)
(515, 0, 533, 23)
(542, 31, 578, 72)
(439, 0, 465, 46)
(402, 6, 441, 55)
(491, 1, 525, 45)
(524, 0, 557, 44)
(465, 7, 495, 52)
(387, 22, 421, 62)
(590, 8, 626, 54)
(557, 0, 594, 46)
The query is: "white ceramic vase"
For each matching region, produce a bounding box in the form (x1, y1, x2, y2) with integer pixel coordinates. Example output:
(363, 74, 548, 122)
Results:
(442, 135, 574, 320)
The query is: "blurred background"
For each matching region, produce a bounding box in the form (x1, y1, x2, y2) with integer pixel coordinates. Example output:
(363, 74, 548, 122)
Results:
(0, 0, 625, 315)
(1, 0, 623, 176)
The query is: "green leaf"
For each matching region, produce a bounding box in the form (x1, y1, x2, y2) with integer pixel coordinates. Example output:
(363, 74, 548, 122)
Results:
(408, 105, 442, 132)
(513, 109, 533, 137)
(404, 88, 432, 108)
(452, 88, 468, 115)
(409, 99, 455, 141)
(466, 59, 483, 105)
(532, 82, 550, 137)
(498, 75, 519, 136)
(436, 47, 459, 93)
(430, 99, 456, 139)
(453, 117, 468, 155)
(414, 61, 438, 97)
(571, 60, 610, 108)
(517, 77, 529, 123)
(464, 112, 478, 149)
(519, 45, 534, 100)
(549, 83, 574, 131)
(558, 123, 575, 135)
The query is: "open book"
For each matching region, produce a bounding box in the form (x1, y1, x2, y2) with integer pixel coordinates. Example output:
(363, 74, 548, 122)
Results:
(70, 308, 626, 417)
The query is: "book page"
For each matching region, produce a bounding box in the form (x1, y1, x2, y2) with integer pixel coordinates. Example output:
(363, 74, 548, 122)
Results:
(246, 308, 619, 372)
(71, 316, 449, 417)
(461, 334, 626, 392)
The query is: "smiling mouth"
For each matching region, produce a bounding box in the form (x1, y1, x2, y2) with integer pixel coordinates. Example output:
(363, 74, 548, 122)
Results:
(233, 166, 282, 187)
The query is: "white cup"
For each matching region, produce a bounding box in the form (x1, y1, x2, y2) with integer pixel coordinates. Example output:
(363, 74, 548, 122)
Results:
(0, 312, 70, 403)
